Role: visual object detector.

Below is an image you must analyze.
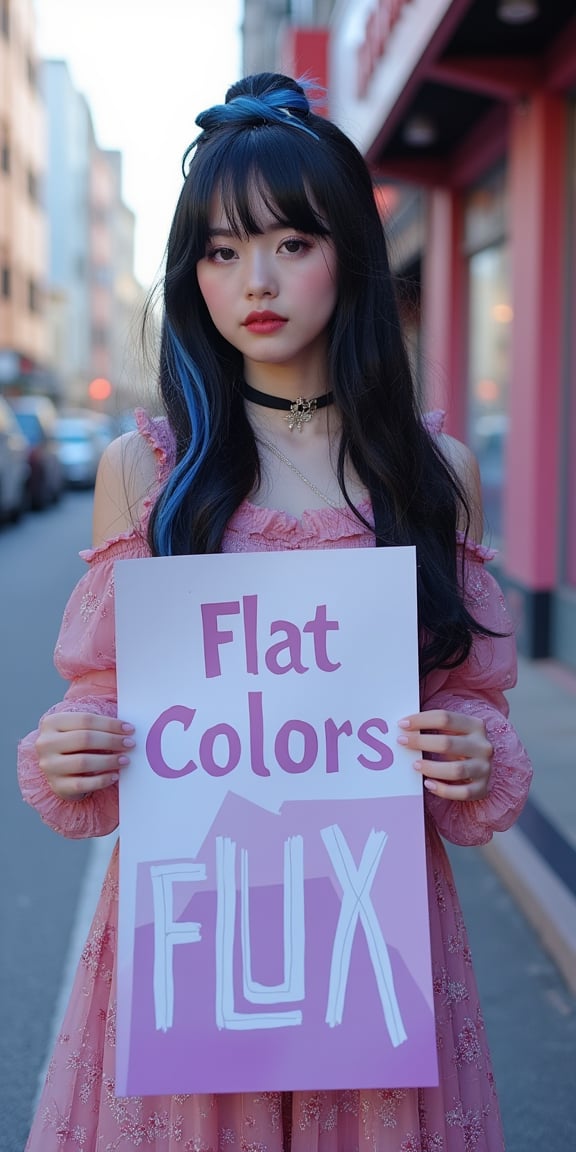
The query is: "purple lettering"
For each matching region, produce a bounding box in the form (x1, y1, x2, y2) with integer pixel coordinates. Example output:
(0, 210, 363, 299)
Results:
(324, 718, 353, 773)
(201, 601, 240, 678)
(265, 621, 308, 675)
(248, 691, 271, 776)
(146, 705, 198, 778)
(243, 594, 259, 675)
(303, 604, 341, 672)
(275, 720, 318, 774)
(357, 719, 394, 770)
(199, 724, 241, 777)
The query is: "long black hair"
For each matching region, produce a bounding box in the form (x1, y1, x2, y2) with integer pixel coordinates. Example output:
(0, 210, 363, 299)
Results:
(147, 72, 494, 678)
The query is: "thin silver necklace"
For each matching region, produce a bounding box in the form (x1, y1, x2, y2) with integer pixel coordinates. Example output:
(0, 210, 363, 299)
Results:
(257, 435, 345, 512)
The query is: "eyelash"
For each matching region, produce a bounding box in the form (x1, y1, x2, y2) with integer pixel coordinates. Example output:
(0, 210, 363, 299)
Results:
(205, 236, 314, 262)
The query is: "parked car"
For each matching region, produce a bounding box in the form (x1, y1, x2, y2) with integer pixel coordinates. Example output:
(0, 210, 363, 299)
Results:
(55, 411, 105, 488)
(9, 395, 64, 509)
(0, 395, 29, 522)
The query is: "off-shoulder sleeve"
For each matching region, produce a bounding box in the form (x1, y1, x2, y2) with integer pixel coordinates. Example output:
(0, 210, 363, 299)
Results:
(421, 545, 533, 846)
(18, 410, 174, 839)
(17, 525, 154, 840)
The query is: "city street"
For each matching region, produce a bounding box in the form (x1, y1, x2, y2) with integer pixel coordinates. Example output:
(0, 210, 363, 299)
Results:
(1, 494, 575, 1151)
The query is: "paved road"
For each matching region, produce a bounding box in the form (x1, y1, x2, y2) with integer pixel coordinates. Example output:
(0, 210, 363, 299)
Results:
(0, 494, 574, 1151)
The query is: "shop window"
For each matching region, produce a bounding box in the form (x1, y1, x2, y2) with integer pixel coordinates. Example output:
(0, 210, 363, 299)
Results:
(464, 166, 509, 551)
(466, 244, 511, 549)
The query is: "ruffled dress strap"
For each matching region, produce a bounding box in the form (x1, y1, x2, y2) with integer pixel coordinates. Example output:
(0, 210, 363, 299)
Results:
(423, 408, 446, 436)
(133, 407, 176, 487)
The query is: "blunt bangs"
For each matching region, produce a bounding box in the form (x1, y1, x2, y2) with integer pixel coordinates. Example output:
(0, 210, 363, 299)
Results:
(189, 125, 339, 245)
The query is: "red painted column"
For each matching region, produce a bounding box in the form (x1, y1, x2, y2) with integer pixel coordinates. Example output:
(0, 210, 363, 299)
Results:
(421, 188, 466, 439)
(505, 93, 566, 591)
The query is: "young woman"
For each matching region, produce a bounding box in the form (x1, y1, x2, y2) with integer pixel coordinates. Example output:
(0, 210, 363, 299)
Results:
(19, 72, 532, 1151)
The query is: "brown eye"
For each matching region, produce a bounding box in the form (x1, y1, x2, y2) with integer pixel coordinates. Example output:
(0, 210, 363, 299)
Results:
(281, 238, 310, 255)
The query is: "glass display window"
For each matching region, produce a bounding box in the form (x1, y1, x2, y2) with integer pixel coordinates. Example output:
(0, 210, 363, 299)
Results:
(466, 243, 511, 549)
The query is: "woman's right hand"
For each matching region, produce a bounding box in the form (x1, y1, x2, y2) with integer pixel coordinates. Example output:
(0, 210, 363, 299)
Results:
(36, 712, 135, 800)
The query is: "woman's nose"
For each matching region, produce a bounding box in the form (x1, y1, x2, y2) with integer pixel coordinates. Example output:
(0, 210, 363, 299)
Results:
(245, 250, 278, 298)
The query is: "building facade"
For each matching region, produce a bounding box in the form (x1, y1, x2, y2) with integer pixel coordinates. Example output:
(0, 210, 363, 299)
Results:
(330, 0, 576, 673)
(0, 0, 48, 394)
(42, 59, 92, 403)
(242, 0, 576, 674)
(42, 60, 147, 413)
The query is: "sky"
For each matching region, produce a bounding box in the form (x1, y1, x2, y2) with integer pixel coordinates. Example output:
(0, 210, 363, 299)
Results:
(35, 0, 243, 288)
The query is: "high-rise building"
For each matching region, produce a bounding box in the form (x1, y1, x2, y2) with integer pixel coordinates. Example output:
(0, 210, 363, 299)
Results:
(42, 59, 149, 411)
(42, 59, 92, 402)
(0, 0, 49, 395)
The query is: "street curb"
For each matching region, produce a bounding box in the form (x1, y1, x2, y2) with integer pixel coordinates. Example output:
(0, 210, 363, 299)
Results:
(482, 827, 576, 996)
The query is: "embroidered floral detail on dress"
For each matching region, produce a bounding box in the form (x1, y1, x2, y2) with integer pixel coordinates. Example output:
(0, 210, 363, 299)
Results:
(362, 1088, 408, 1130)
(80, 591, 101, 621)
(446, 911, 473, 965)
(454, 1017, 483, 1069)
(80, 918, 114, 982)
(218, 1128, 237, 1145)
(320, 1104, 338, 1132)
(65, 1039, 103, 1103)
(297, 1092, 324, 1130)
(464, 566, 491, 611)
(400, 1134, 421, 1152)
(433, 867, 447, 912)
(40, 1105, 88, 1147)
(338, 1089, 359, 1115)
(433, 967, 469, 1009)
(445, 1101, 492, 1152)
(420, 1128, 445, 1151)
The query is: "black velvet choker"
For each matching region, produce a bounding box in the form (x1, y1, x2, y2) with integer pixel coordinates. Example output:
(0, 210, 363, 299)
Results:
(240, 380, 334, 432)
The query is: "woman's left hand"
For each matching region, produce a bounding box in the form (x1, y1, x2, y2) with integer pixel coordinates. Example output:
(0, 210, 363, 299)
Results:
(397, 709, 493, 801)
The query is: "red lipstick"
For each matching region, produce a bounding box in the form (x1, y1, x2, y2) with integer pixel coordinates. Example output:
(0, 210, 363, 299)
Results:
(242, 310, 287, 334)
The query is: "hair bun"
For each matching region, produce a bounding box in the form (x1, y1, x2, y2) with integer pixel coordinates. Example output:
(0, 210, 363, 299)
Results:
(194, 79, 318, 141)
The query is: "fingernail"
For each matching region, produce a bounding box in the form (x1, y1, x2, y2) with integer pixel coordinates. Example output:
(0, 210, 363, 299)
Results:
(118, 756, 130, 766)
(397, 735, 409, 745)
(424, 779, 438, 792)
(397, 719, 410, 729)
(121, 723, 135, 732)
(122, 737, 136, 748)
(109, 773, 120, 783)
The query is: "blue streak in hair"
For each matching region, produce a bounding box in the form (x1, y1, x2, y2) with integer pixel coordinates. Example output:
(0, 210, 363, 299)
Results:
(154, 323, 211, 555)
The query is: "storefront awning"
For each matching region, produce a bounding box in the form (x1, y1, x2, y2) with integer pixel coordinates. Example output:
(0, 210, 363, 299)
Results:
(335, 0, 576, 181)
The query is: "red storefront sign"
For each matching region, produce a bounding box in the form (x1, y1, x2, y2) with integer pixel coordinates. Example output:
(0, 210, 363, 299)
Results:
(357, 0, 412, 98)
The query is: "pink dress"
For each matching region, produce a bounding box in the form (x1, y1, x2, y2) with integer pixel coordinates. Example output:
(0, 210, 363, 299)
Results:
(18, 411, 532, 1152)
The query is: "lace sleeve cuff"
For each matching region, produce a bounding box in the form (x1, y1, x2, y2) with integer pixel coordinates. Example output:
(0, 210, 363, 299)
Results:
(17, 696, 120, 840)
(422, 693, 533, 847)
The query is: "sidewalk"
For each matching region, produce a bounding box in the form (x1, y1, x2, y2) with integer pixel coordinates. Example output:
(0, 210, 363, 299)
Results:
(482, 657, 576, 995)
